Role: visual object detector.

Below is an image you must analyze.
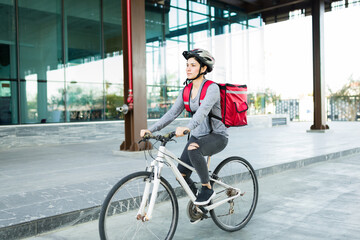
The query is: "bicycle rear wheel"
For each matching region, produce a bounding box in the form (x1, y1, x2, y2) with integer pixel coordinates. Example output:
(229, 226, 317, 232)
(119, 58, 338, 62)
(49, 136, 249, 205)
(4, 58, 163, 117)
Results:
(210, 156, 258, 232)
(99, 171, 179, 240)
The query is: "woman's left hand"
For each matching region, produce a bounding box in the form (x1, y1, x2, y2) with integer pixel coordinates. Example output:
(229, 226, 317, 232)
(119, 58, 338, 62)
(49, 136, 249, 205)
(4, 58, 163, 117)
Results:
(175, 127, 190, 137)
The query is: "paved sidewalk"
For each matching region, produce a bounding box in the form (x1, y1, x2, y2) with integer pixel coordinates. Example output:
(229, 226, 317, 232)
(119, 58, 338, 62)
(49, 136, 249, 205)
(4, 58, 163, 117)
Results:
(0, 121, 360, 239)
(24, 152, 360, 240)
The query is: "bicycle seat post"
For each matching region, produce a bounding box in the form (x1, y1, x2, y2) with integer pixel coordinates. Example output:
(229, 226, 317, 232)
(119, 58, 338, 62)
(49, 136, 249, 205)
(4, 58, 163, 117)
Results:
(207, 156, 211, 169)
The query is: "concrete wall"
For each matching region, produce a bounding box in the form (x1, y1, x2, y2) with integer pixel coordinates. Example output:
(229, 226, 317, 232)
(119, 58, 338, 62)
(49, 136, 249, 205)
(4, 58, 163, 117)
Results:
(0, 114, 288, 151)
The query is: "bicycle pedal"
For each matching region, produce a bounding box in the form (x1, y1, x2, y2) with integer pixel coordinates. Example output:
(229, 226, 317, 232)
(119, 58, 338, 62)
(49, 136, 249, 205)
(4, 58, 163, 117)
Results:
(197, 206, 208, 214)
(190, 219, 201, 225)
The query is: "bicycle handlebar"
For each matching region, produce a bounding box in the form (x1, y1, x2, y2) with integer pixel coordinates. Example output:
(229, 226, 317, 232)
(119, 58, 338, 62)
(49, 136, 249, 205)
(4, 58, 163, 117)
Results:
(139, 130, 189, 144)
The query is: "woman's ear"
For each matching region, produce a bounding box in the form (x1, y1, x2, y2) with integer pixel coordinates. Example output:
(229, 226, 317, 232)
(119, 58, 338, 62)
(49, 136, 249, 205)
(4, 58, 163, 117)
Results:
(201, 65, 207, 74)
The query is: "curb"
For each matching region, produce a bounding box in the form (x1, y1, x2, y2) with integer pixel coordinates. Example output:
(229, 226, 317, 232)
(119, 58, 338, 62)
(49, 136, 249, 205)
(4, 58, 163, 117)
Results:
(1, 147, 360, 240)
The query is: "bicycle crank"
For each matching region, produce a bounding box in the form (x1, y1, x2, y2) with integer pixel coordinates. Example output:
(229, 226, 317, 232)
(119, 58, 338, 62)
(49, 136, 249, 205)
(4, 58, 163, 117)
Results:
(186, 200, 208, 222)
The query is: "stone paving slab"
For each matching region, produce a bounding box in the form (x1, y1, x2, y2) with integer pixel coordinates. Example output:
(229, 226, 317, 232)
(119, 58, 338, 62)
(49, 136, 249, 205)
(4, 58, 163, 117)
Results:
(0, 121, 360, 239)
(22, 152, 360, 240)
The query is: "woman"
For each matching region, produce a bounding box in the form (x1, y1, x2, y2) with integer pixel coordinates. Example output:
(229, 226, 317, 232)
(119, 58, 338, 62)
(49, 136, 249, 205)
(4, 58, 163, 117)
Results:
(140, 48, 228, 206)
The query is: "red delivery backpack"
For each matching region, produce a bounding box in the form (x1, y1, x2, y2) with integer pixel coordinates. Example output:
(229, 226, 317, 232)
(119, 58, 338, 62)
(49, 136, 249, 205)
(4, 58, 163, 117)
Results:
(182, 80, 248, 127)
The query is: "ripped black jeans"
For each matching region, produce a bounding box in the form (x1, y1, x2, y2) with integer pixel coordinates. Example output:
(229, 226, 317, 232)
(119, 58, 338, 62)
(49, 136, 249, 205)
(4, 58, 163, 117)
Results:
(178, 133, 228, 184)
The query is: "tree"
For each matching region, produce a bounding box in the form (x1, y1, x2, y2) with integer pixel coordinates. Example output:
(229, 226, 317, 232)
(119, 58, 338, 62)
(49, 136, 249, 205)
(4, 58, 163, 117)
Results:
(328, 76, 360, 121)
(248, 88, 281, 114)
(328, 76, 360, 97)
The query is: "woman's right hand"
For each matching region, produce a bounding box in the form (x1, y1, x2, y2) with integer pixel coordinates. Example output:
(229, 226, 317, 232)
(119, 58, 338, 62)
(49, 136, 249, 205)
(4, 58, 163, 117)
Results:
(140, 129, 151, 138)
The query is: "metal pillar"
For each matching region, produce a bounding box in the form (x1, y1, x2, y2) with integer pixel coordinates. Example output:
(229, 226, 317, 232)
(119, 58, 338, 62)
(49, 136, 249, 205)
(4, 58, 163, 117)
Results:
(310, 0, 329, 131)
(120, 0, 149, 151)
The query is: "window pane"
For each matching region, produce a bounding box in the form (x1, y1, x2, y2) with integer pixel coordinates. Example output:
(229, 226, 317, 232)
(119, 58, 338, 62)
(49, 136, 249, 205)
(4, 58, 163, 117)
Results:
(0, 0, 18, 124)
(20, 79, 37, 123)
(18, 0, 63, 123)
(189, 11, 210, 50)
(103, 0, 123, 120)
(46, 80, 65, 123)
(46, 67, 65, 123)
(146, 42, 162, 87)
(65, 0, 103, 121)
(170, 0, 186, 9)
(105, 83, 124, 120)
(0, 80, 18, 124)
(146, 2, 166, 87)
(168, 7, 187, 31)
(66, 82, 103, 122)
(189, 1, 208, 15)
(0, 0, 16, 79)
(103, 0, 122, 59)
(189, 10, 208, 28)
(166, 7, 187, 86)
(65, 0, 101, 82)
(165, 8, 188, 86)
(147, 86, 165, 119)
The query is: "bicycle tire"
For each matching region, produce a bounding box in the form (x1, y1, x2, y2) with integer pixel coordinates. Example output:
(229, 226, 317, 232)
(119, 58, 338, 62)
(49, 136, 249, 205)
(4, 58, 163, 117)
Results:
(210, 156, 258, 232)
(99, 171, 179, 240)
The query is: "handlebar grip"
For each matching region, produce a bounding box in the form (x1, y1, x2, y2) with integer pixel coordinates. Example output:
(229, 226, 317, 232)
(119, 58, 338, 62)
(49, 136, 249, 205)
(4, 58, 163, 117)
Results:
(139, 133, 152, 143)
(143, 133, 151, 138)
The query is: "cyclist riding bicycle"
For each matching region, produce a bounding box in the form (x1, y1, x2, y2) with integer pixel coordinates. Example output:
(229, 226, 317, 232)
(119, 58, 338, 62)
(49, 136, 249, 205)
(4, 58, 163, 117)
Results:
(140, 48, 228, 206)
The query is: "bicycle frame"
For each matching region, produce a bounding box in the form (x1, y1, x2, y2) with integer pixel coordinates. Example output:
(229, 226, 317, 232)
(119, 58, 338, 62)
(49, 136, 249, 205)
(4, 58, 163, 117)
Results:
(137, 145, 241, 221)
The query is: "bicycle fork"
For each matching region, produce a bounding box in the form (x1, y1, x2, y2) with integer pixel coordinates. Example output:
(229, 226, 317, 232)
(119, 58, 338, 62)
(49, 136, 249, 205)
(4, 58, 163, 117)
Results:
(136, 157, 164, 222)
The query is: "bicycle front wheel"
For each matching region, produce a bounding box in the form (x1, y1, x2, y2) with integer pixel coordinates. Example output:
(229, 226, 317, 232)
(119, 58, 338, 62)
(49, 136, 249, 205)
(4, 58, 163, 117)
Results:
(99, 171, 179, 240)
(210, 156, 258, 232)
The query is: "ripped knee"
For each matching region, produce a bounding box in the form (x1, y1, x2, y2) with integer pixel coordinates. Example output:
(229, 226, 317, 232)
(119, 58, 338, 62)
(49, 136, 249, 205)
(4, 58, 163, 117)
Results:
(188, 143, 199, 151)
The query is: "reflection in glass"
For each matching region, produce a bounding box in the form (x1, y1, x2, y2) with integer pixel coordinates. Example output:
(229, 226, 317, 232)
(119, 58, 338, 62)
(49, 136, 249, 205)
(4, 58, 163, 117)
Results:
(0, 80, 17, 124)
(0, 0, 266, 125)
(46, 80, 65, 123)
(189, 0, 208, 15)
(65, 0, 101, 82)
(66, 82, 103, 122)
(103, 0, 124, 120)
(65, 0, 103, 121)
(21, 78, 37, 123)
(0, 0, 16, 79)
(0, 0, 129, 125)
(0, 0, 18, 124)
(145, 1, 265, 120)
(18, 0, 63, 123)
(105, 83, 124, 120)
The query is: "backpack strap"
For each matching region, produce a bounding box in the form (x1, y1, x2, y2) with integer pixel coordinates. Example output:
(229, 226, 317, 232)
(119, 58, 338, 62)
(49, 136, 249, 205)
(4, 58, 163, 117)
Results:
(183, 80, 213, 113)
(182, 82, 193, 112)
(205, 81, 222, 122)
(198, 80, 213, 106)
(182, 80, 221, 133)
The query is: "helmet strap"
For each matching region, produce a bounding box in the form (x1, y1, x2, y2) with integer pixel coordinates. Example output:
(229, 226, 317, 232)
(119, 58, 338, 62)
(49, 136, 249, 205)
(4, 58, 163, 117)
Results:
(183, 68, 206, 85)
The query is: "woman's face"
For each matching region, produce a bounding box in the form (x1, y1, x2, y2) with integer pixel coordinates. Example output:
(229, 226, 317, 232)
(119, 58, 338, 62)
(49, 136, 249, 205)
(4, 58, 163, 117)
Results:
(186, 57, 206, 79)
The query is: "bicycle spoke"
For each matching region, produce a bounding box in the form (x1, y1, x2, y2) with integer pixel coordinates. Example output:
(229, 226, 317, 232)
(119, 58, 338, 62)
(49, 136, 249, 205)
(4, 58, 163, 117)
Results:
(210, 157, 258, 232)
(99, 172, 179, 240)
(145, 224, 162, 240)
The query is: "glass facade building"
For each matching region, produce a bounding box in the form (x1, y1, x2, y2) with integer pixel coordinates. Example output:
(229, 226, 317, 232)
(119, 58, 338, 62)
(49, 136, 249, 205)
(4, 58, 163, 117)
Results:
(0, 0, 262, 125)
(145, 1, 263, 118)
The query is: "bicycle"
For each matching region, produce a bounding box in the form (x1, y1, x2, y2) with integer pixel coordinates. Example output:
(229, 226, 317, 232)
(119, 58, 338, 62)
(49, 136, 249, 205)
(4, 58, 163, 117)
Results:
(99, 131, 258, 240)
